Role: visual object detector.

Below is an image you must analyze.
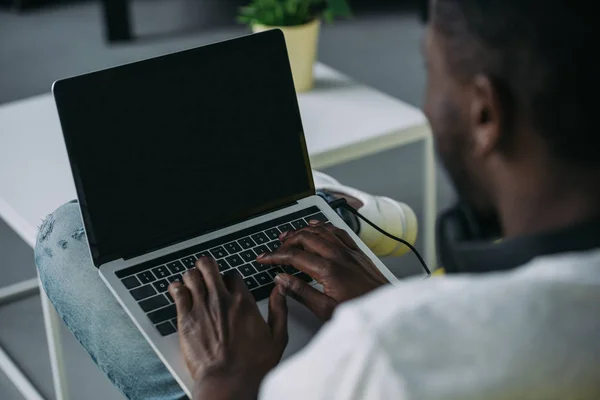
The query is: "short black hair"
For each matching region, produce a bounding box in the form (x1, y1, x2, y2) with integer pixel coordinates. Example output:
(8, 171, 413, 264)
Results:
(433, 0, 597, 166)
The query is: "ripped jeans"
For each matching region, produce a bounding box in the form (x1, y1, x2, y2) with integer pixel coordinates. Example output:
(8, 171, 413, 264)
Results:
(35, 194, 356, 400)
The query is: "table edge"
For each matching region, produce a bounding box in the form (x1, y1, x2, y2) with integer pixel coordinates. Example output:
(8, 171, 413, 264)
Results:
(0, 196, 37, 249)
(310, 123, 432, 170)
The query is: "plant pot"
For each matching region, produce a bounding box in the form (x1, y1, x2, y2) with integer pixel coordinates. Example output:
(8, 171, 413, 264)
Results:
(252, 19, 320, 92)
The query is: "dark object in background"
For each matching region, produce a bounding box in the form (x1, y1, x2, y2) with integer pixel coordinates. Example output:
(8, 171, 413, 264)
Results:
(420, 0, 429, 22)
(101, 0, 132, 42)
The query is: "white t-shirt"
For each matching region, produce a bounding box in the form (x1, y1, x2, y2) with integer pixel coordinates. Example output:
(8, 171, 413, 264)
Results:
(260, 248, 600, 399)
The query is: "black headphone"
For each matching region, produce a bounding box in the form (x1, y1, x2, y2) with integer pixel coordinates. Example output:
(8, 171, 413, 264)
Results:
(436, 203, 503, 274)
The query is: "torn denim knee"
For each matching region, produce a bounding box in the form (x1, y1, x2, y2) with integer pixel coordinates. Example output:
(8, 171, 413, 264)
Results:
(38, 213, 55, 243)
(71, 227, 85, 241)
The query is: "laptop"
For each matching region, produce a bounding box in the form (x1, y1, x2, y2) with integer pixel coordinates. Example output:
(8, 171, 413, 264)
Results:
(52, 30, 397, 396)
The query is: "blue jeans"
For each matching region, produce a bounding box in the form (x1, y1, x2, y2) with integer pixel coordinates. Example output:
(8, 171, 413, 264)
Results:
(35, 195, 356, 399)
(35, 200, 187, 400)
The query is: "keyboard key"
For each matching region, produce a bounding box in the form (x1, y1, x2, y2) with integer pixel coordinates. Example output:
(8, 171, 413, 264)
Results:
(244, 277, 259, 290)
(253, 245, 269, 257)
(250, 283, 275, 302)
(305, 212, 328, 223)
(240, 250, 256, 263)
(252, 261, 270, 272)
(251, 232, 269, 245)
(292, 219, 308, 229)
(295, 271, 313, 283)
(283, 265, 299, 274)
(180, 256, 197, 269)
(156, 321, 176, 336)
(138, 271, 156, 284)
(239, 264, 257, 277)
(167, 261, 186, 274)
(217, 259, 230, 272)
(139, 294, 169, 312)
(152, 266, 170, 279)
(195, 251, 211, 259)
(225, 254, 244, 268)
(266, 241, 281, 252)
(278, 223, 293, 233)
(224, 242, 242, 254)
(238, 237, 255, 249)
(130, 285, 156, 301)
(210, 246, 228, 259)
(167, 274, 182, 283)
(170, 319, 178, 331)
(149, 304, 177, 324)
(153, 279, 169, 293)
(165, 291, 174, 303)
(122, 276, 141, 289)
(254, 272, 271, 286)
(268, 267, 284, 279)
(265, 227, 280, 240)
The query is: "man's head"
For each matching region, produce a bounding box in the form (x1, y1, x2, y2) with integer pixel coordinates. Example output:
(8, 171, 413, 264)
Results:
(424, 0, 598, 230)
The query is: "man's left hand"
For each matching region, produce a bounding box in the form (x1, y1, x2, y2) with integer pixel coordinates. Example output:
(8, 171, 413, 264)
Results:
(168, 257, 288, 400)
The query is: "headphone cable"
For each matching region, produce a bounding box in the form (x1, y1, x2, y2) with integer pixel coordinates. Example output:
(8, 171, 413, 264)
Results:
(328, 198, 431, 275)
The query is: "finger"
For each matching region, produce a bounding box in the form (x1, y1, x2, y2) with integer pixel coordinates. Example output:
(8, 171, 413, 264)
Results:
(278, 230, 338, 258)
(323, 223, 360, 250)
(182, 267, 206, 306)
(168, 282, 192, 317)
(222, 271, 251, 297)
(268, 285, 288, 354)
(274, 274, 336, 321)
(195, 257, 227, 296)
(258, 246, 326, 279)
(299, 224, 347, 247)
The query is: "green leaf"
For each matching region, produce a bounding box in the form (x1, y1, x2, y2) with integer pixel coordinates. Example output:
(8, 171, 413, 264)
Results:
(285, 0, 297, 15)
(237, 0, 330, 26)
(274, 2, 284, 24)
(326, 0, 352, 17)
(236, 15, 251, 24)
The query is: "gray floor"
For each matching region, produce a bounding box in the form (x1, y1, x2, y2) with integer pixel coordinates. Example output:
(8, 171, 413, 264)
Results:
(0, 1, 454, 399)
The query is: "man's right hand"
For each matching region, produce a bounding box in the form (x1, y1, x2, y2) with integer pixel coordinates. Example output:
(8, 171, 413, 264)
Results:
(257, 221, 390, 321)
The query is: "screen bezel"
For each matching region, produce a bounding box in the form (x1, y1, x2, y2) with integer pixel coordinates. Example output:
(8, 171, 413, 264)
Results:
(52, 30, 315, 267)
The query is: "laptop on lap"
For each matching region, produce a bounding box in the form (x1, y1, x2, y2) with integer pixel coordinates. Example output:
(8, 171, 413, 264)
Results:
(52, 30, 397, 396)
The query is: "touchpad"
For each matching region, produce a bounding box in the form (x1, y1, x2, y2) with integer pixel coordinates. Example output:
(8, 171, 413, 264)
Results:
(258, 296, 323, 360)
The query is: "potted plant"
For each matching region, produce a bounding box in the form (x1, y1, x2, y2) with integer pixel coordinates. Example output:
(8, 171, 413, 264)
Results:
(238, 0, 352, 92)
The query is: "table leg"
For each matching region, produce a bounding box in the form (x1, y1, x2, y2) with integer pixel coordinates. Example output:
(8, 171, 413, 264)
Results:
(0, 280, 46, 400)
(101, 0, 132, 42)
(39, 278, 69, 400)
(0, 345, 45, 400)
(423, 134, 438, 269)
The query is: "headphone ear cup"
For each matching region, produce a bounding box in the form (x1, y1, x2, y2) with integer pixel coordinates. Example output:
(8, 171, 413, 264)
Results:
(437, 205, 473, 273)
(460, 204, 503, 240)
(437, 204, 504, 274)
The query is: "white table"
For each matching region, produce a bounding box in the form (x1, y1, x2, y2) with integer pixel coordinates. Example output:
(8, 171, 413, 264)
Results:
(0, 63, 435, 400)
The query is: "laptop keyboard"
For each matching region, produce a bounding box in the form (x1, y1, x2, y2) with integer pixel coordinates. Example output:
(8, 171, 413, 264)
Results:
(115, 206, 329, 336)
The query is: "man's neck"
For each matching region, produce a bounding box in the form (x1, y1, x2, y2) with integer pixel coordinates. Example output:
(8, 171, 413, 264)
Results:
(497, 162, 600, 238)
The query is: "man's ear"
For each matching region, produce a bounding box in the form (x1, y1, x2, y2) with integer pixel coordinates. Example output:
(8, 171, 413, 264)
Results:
(469, 74, 502, 158)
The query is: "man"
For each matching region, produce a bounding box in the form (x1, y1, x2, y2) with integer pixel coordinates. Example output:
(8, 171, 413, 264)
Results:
(36, 0, 600, 399)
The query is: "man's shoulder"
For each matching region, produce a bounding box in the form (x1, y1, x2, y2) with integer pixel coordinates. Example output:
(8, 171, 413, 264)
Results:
(347, 247, 600, 331)
(329, 249, 600, 398)
(340, 269, 514, 336)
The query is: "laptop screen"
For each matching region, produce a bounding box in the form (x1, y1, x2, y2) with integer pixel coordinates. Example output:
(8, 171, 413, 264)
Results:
(53, 30, 314, 266)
